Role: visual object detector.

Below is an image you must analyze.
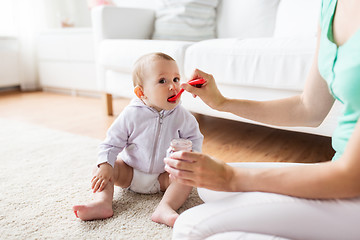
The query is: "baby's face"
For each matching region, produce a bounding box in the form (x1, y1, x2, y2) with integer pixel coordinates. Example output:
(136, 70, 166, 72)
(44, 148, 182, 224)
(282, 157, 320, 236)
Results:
(141, 58, 181, 111)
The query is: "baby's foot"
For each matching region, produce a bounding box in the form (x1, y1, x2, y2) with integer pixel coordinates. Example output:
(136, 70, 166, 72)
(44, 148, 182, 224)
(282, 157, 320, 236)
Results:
(151, 203, 179, 227)
(73, 201, 113, 221)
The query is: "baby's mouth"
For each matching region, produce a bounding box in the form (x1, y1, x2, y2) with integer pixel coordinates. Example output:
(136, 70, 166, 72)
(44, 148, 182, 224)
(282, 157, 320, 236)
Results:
(167, 95, 176, 102)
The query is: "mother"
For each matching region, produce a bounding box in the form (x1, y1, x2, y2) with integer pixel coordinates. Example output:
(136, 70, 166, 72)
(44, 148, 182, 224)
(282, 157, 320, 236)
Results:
(165, 0, 360, 239)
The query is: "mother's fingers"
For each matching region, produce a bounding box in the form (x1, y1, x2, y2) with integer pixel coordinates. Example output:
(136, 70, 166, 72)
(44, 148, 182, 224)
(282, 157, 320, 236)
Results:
(170, 175, 197, 187)
(164, 157, 195, 172)
(169, 151, 203, 162)
(190, 68, 209, 81)
(167, 166, 203, 188)
(165, 164, 194, 180)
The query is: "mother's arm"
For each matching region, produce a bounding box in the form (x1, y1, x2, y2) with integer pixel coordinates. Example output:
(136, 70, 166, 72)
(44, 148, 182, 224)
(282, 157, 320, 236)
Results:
(236, 121, 360, 199)
(183, 28, 335, 127)
(165, 121, 360, 199)
(165, 27, 360, 199)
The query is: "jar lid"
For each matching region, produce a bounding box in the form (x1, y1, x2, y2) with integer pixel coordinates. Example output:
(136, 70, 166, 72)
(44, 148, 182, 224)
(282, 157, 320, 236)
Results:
(170, 138, 192, 151)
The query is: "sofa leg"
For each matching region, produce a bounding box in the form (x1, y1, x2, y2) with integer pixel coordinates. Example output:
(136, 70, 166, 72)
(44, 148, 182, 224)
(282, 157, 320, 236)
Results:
(104, 93, 113, 116)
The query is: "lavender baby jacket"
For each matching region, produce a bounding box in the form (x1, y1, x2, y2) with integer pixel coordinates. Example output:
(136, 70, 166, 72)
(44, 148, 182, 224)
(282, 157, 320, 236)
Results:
(97, 98, 203, 174)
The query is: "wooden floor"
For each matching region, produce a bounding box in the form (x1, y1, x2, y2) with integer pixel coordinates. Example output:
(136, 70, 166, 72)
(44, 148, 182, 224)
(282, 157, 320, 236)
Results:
(0, 90, 335, 163)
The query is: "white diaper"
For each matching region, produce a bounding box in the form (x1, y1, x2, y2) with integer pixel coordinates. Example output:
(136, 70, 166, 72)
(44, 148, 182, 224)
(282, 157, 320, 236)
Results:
(129, 169, 161, 194)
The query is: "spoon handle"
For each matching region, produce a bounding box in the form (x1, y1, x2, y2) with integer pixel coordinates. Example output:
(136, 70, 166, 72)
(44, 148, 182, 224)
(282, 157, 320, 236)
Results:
(168, 78, 205, 102)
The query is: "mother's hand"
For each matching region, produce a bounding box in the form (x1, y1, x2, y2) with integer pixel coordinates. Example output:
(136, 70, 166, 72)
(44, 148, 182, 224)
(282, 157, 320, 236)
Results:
(182, 69, 226, 110)
(164, 151, 235, 191)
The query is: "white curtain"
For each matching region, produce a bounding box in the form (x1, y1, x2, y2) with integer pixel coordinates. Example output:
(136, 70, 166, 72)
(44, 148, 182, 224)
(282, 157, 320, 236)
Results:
(12, 0, 47, 91)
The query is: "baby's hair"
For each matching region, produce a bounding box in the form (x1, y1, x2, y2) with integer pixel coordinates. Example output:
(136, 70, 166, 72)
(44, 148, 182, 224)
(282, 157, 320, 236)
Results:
(132, 52, 175, 87)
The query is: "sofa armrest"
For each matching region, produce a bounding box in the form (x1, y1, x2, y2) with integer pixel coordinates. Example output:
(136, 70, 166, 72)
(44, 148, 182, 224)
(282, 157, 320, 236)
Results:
(91, 6, 155, 43)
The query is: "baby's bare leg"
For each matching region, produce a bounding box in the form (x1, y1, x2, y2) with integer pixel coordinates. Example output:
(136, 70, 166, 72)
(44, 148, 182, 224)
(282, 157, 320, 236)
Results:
(72, 159, 133, 221)
(73, 173, 114, 221)
(151, 172, 192, 227)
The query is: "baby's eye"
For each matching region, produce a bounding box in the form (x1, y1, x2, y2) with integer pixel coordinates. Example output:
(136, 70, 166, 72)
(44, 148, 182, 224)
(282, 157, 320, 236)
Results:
(159, 78, 166, 84)
(173, 77, 180, 83)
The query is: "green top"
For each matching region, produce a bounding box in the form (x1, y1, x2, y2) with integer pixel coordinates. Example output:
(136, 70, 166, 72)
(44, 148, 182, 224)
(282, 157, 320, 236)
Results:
(318, 0, 360, 160)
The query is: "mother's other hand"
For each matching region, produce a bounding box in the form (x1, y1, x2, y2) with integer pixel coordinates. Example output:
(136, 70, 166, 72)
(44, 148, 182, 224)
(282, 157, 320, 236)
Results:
(164, 151, 237, 191)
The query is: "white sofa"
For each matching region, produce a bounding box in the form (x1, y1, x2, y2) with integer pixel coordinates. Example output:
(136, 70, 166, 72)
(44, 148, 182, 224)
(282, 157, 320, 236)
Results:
(92, 0, 342, 137)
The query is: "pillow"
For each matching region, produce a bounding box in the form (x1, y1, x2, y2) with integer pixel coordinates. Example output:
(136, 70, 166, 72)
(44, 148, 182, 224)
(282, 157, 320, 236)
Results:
(152, 0, 219, 42)
(274, 0, 321, 38)
(216, 0, 280, 39)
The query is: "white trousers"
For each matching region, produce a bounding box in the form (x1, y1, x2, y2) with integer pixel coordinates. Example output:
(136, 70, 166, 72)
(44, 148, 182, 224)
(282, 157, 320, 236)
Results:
(173, 162, 360, 240)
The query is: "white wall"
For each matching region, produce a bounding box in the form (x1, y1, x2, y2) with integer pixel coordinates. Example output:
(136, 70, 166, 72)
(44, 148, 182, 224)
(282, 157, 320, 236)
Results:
(43, 0, 91, 28)
(21, 0, 164, 39)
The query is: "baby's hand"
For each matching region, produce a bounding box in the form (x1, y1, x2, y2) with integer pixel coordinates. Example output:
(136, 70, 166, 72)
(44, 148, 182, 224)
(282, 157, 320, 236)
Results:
(91, 163, 113, 193)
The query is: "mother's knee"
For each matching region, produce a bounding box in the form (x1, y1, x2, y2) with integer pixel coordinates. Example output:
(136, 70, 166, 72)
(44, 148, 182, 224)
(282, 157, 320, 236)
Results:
(173, 208, 205, 240)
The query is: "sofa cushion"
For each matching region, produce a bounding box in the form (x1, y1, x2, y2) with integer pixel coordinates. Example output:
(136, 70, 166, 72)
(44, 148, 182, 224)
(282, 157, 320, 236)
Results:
(274, 0, 321, 38)
(99, 39, 193, 76)
(184, 37, 317, 91)
(216, 0, 280, 38)
(152, 0, 219, 41)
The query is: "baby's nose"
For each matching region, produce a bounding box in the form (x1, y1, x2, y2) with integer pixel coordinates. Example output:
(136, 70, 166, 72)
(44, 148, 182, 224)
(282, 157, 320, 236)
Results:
(169, 83, 176, 90)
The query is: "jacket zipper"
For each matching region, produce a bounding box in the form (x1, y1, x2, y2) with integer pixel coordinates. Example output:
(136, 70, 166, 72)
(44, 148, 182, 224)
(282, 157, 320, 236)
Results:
(149, 111, 164, 173)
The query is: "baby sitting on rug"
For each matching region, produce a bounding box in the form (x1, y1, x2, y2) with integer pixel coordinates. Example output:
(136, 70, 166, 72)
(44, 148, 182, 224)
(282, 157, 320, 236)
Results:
(72, 52, 203, 227)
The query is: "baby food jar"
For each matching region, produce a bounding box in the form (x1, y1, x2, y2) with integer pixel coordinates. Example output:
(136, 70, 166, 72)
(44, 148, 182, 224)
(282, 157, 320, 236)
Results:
(166, 138, 192, 157)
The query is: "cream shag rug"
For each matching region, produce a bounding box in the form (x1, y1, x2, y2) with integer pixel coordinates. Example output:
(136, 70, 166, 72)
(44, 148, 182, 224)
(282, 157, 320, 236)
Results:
(0, 118, 203, 239)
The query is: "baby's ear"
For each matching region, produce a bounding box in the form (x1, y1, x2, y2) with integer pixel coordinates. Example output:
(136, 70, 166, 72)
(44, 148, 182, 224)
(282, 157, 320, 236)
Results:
(134, 85, 144, 99)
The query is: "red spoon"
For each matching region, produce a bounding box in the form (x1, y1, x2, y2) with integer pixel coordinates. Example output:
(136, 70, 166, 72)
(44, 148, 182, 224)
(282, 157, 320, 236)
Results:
(168, 78, 205, 102)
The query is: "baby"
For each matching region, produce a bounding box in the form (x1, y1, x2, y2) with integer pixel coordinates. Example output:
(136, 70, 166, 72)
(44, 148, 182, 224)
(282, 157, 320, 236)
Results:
(73, 52, 203, 227)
